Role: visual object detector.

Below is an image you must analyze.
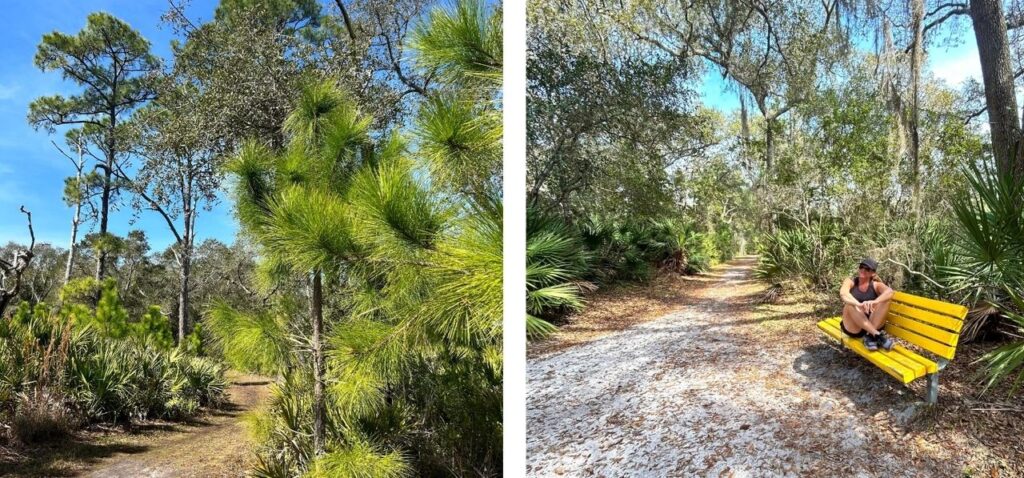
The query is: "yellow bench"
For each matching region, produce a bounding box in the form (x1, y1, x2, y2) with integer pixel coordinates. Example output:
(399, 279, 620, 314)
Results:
(817, 291, 969, 403)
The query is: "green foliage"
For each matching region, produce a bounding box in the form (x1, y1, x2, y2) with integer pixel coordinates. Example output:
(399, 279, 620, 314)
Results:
(525, 208, 588, 339)
(980, 290, 1024, 395)
(411, 0, 502, 86)
(134, 306, 174, 349)
(205, 302, 291, 376)
(0, 287, 226, 440)
(945, 163, 1024, 307)
(755, 221, 854, 292)
(579, 216, 712, 282)
(216, 2, 503, 475)
(28, 12, 159, 134)
(92, 280, 131, 339)
(181, 322, 204, 356)
(525, 209, 732, 338)
(305, 439, 410, 478)
(60, 277, 100, 305)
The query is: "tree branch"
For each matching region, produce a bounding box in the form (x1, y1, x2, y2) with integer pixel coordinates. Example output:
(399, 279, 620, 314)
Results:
(20, 206, 35, 251)
(333, 0, 358, 40)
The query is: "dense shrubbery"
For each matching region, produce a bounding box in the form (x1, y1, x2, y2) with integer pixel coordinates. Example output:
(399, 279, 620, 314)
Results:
(754, 221, 852, 293)
(0, 281, 225, 446)
(526, 208, 736, 339)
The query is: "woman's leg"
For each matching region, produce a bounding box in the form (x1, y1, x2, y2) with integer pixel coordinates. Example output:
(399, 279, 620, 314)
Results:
(870, 300, 890, 330)
(842, 304, 880, 335)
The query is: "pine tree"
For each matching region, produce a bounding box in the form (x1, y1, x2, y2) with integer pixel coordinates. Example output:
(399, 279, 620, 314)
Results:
(212, 0, 502, 474)
(29, 13, 160, 282)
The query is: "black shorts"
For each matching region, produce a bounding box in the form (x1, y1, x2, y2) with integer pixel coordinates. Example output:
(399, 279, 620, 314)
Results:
(840, 314, 883, 339)
(840, 318, 867, 338)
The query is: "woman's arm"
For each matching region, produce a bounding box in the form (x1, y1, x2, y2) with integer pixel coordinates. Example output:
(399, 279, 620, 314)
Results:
(839, 278, 859, 306)
(873, 281, 894, 302)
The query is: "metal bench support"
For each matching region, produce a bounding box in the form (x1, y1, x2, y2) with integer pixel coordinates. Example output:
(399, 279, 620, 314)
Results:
(927, 359, 950, 404)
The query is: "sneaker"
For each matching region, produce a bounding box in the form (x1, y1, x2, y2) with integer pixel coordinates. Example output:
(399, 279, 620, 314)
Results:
(863, 334, 879, 351)
(876, 331, 895, 350)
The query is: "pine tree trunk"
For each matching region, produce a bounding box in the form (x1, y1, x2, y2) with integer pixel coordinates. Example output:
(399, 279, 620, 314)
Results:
(310, 270, 325, 455)
(95, 164, 112, 282)
(969, 0, 1023, 181)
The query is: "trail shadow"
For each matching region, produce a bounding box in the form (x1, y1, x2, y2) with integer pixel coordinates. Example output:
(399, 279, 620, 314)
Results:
(713, 289, 763, 305)
(0, 438, 150, 477)
(233, 380, 272, 387)
(791, 341, 929, 420)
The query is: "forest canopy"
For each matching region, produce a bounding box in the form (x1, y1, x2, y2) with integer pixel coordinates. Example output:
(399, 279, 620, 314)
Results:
(525, 0, 1024, 394)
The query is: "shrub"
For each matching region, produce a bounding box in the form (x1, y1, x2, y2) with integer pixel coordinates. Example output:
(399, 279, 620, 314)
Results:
(181, 322, 204, 356)
(755, 221, 851, 291)
(92, 281, 131, 339)
(525, 208, 589, 339)
(66, 338, 138, 423)
(170, 351, 227, 409)
(1, 290, 227, 433)
(11, 390, 75, 444)
(981, 290, 1024, 394)
(942, 164, 1024, 340)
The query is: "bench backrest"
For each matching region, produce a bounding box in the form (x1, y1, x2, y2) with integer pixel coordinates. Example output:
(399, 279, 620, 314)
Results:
(885, 291, 970, 360)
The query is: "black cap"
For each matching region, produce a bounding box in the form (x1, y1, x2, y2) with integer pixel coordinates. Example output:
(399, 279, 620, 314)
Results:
(859, 258, 878, 271)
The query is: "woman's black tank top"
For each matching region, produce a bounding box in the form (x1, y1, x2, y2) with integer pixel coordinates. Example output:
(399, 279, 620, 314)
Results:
(851, 276, 878, 302)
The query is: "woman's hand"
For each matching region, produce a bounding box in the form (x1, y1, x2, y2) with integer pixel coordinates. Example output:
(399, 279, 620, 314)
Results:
(861, 300, 877, 314)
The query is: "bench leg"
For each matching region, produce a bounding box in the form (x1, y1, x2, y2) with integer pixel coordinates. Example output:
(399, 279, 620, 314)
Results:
(927, 373, 939, 404)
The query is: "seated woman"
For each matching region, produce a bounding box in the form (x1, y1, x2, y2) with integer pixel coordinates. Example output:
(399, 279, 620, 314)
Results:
(839, 258, 895, 351)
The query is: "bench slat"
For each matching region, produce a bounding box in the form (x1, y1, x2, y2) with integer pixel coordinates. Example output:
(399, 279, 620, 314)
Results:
(892, 291, 968, 319)
(885, 323, 958, 360)
(890, 345, 938, 374)
(886, 313, 960, 346)
(818, 317, 842, 339)
(881, 348, 927, 377)
(817, 318, 923, 383)
(819, 317, 939, 374)
(889, 302, 964, 332)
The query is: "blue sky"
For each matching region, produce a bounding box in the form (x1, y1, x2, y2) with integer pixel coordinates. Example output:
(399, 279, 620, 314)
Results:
(698, 32, 985, 113)
(0, 0, 222, 251)
(0, 3, 990, 251)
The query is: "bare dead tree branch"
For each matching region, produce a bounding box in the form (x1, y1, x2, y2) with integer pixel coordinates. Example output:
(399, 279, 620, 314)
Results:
(0, 207, 37, 317)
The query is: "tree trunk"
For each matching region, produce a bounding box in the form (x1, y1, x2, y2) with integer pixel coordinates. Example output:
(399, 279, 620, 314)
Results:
(0, 294, 13, 318)
(65, 204, 80, 285)
(310, 270, 325, 455)
(765, 118, 775, 174)
(64, 143, 84, 285)
(178, 205, 193, 344)
(95, 164, 112, 282)
(178, 248, 191, 343)
(969, 0, 1023, 181)
(96, 101, 117, 283)
(909, 0, 924, 218)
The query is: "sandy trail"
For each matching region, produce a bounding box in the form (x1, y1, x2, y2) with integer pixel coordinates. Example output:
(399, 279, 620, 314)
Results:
(82, 373, 270, 478)
(527, 258, 958, 477)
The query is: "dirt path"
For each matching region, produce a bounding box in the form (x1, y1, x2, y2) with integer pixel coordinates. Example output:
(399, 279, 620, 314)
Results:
(81, 373, 271, 478)
(527, 258, 982, 477)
